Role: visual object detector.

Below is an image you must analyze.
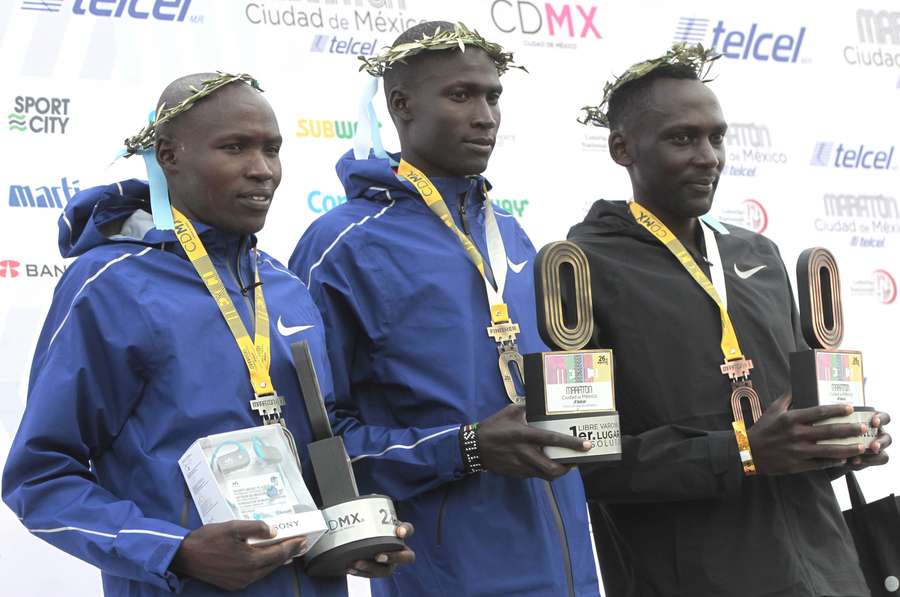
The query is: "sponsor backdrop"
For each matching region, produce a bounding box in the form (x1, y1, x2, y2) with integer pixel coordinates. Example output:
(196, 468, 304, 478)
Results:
(1, 0, 898, 594)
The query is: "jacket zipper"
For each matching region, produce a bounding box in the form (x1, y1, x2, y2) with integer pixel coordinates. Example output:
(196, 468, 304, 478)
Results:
(544, 481, 576, 597)
(224, 237, 256, 329)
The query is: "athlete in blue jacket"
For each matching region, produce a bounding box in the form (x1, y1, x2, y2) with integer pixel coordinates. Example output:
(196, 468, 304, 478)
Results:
(290, 23, 600, 597)
(3, 73, 413, 596)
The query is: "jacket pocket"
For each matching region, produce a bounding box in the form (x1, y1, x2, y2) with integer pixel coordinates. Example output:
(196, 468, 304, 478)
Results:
(435, 487, 450, 546)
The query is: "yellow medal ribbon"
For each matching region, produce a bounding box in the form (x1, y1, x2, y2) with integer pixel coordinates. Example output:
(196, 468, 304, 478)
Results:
(396, 159, 525, 404)
(171, 206, 275, 398)
(628, 201, 745, 362)
(397, 159, 508, 324)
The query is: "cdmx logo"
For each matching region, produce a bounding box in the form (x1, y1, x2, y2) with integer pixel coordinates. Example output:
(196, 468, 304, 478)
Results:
(490, 1, 601, 38)
(9, 96, 70, 135)
(673, 17, 806, 63)
(874, 269, 897, 304)
(20, 0, 198, 22)
(810, 142, 895, 170)
(0, 260, 20, 278)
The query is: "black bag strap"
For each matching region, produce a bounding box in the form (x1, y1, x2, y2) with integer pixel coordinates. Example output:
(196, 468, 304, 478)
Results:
(845, 471, 868, 511)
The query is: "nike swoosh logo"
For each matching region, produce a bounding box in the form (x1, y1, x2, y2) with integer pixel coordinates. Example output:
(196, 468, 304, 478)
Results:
(277, 316, 314, 336)
(508, 258, 528, 274)
(734, 263, 767, 279)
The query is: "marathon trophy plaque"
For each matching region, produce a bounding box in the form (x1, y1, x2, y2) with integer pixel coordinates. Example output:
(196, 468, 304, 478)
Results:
(524, 241, 621, 463)
(790, 247, 877, 447)
(290, 342, 404, 577)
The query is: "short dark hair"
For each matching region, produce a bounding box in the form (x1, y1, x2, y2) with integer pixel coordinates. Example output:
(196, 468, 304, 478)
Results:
(606, 64, 698, 131)
(383, 20, 456, 96)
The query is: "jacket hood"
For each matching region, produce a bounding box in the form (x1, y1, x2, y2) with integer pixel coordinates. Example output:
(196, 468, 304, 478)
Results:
(59, 179, 250, 259)
(335, 149, 491, 203)
(568, 199, 652, 243)
(60, 179, 160, 258)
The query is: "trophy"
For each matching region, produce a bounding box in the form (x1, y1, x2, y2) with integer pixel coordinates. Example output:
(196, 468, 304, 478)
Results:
(524, 241, 621, 463)
(290, 341, 405, 576)
(790, 247, 878, 446)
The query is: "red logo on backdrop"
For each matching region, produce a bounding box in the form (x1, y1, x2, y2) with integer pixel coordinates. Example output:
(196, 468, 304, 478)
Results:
(0, 259, 20, 278)
(742, 199, 768, 234)
(873, 269, 897, 304)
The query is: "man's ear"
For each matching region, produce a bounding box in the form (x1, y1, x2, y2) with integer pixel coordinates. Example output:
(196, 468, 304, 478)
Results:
(155, 135, 177, 175)
(608, 130, 633, 167)
(388, 87, 413, 123)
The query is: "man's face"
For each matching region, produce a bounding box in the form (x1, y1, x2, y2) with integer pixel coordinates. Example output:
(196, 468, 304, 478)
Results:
(619, 78, 726, 221)
(158, 83, 282, 235)
(398, 48, 502, 177)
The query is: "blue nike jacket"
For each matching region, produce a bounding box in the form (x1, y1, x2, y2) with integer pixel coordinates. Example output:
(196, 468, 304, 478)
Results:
(290, 151, 600, 597)
(2, 181, 347, 596)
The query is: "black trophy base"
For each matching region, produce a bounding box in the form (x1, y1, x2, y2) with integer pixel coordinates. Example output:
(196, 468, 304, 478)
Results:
(305, 535, 405, 577)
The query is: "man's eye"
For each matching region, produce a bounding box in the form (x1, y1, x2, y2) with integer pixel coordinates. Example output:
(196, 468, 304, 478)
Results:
(711, 134, 725, 145)
(487, 93, 501, 105)
(449, 90, 469, 101)
(221, 143, 241, 151)
(672, 134, 691, 145)
(265, 145, 281, 155)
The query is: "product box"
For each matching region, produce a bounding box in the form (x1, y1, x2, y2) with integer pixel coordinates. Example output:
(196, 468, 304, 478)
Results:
(179, 424, 327, 546)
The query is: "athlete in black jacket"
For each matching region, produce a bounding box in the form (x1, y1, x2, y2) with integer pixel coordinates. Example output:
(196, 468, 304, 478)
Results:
(570, 46, 892, 597)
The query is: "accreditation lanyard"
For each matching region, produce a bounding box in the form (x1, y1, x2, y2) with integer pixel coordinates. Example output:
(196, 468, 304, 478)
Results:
(396, 159, 525, 404)
(628, 202, 761, 473)
(171, 207, 286, 425)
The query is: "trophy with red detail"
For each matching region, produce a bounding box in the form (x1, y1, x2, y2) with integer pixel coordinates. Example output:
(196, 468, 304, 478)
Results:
(524, 241, 621, 463)
(790, 247, 877, 447)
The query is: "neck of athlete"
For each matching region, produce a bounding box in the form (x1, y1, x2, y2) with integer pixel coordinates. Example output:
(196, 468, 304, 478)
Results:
(636, 199, 702, 253)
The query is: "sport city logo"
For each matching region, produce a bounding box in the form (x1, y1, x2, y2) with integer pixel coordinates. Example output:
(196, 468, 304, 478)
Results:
(8, 177, 80, 209)
(845, 9, 900, 68)
(717, 199, 768, 234)
(490, 1, 601, 49)
(20, 0, 198, 22)
(0, 259, 67, 279)
(818, 193, 899, 249)
(851, 269, 898, 305)
(310, 34, 379, 56)
(810, 142, 895, 170)
(724, 122, 788, 177)
(9, 96, 70, 135)
(673, 17, 807, 63)
(245, 0, 423, 34)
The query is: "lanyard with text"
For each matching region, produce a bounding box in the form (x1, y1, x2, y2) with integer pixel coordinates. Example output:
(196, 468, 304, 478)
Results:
(171, 207, 286, 425)
(628, 202, 761, 474)
(396, 159, 525, 404)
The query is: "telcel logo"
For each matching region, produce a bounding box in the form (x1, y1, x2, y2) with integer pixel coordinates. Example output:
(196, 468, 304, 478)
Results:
(490, 1, 600, 38)
(9, 177, 80, 208)
(811, 142, 895, 170)
(674, 17, 806, 62)
(71, 0, 193, 21)
(308, 190, 347, 214)
(310, 34, 379, 55)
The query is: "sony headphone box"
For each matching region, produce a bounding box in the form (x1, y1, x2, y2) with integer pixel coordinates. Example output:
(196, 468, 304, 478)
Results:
(179, 424, 327, 547)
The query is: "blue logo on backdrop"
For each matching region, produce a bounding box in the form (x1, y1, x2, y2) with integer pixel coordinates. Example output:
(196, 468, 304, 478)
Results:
(673, 17, 807, 63)
(8, 178, 80, 209)
(307, 190, 347, 214)
(310, 34, 379, 56)
(21, 0, 197, 22)
(811, 142, 896, 170)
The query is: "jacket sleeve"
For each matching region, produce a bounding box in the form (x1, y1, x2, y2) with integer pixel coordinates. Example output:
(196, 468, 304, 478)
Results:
(580, 426, 744, 503)
(2, 260, 189, 593)
(290, 232, 465, 502)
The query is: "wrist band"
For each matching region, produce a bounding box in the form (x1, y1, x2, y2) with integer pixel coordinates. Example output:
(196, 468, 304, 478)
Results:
(732, 420, 757, 475)
(460, 423, 484, 474)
